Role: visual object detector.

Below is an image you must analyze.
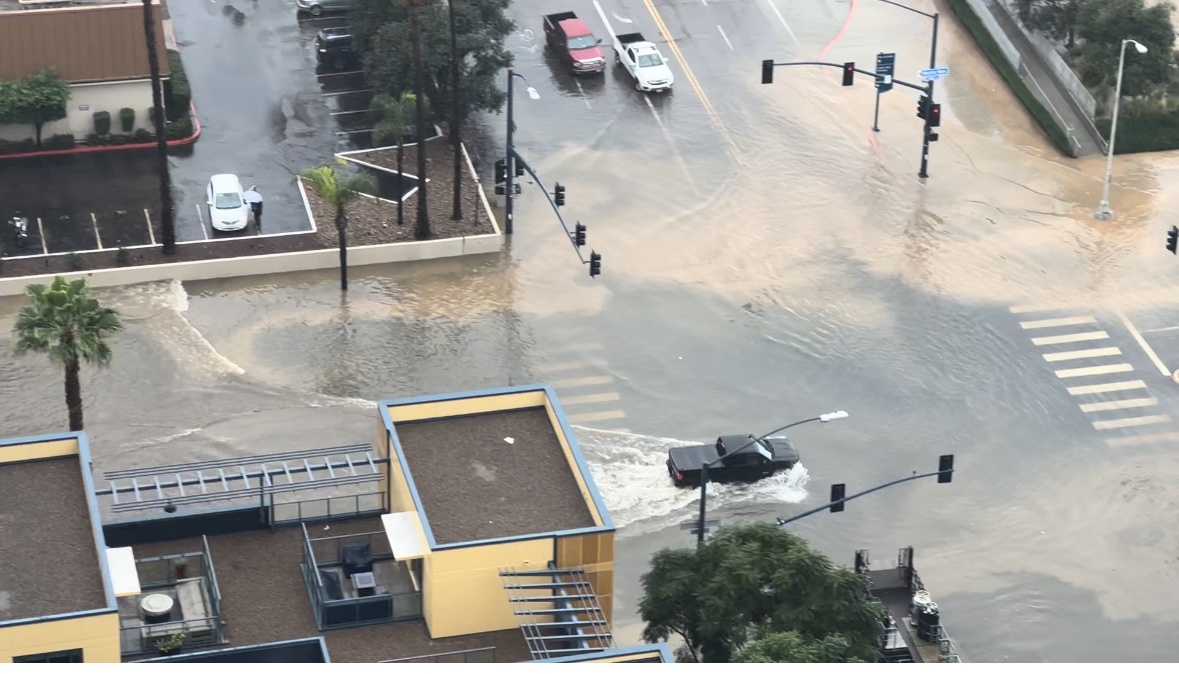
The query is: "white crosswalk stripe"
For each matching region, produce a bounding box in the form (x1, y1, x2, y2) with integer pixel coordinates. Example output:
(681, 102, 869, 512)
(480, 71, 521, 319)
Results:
(1092, 414, 1171, 430)
(1106, 432, 1179, 447)
(1054, 363, 1134, 378)
(1067, 380, 1147, 395)
(1032, 331, 1110, 346)
(1043, 347, 1122, 362)
(1019, 316, 1096, 330)
(1079, 397, 1158, 413)
(536, 337, 629, 432)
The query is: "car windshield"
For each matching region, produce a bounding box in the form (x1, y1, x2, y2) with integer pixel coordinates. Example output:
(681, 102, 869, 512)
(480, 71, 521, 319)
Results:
(638, 53, 663, 68)
(214, 192, 242, 209)
(567, 35, 597, 50)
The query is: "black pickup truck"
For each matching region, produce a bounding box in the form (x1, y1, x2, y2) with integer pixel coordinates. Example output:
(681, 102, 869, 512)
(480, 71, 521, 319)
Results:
(667, 434, 800, 488)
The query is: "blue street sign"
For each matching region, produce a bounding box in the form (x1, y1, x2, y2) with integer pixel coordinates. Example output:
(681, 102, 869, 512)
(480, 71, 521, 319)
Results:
(920, 66, 950, 82)
(875, 52, 896, 93)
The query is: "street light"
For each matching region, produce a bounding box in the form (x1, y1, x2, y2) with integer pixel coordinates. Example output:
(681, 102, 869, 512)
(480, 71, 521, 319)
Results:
(505, 70, 540, 235)
(1095, 39, 1148, 221)
(694, 411, 849, 545)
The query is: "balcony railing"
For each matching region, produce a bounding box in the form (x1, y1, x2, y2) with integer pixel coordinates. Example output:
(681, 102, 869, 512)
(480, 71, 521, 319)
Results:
(380, 647, 497, 663)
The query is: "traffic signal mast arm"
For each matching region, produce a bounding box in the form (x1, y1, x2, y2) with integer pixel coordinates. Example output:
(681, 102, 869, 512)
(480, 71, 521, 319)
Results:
(510, 148, 594, 266)
(762, 60, 928, 93)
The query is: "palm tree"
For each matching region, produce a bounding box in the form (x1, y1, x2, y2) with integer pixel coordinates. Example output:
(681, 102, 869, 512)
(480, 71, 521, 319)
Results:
(141, 0, 176, 254)
(300, 165, 378, 292)
(406, 0, 431, 240)
(371, 91, 425, 227)
(13, 276, 123, 432)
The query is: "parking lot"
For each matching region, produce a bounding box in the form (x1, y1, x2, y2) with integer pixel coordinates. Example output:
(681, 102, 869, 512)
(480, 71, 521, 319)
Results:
(0, 1, 374, 258)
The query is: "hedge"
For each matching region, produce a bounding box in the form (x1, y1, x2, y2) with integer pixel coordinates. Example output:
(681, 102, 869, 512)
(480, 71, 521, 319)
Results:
(946, 0, 1074, 156)
(1096, 113, 1179, 154)
(164, 49, 191, 122)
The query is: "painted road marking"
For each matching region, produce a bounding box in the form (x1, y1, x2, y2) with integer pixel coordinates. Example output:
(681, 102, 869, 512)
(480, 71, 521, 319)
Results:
(195, 204, 209, 240)
(1020, 316, 1096, 330)
(765, 0, 802, 47)
(144, 208, 156, 246)
(562, 392, 621, 406)
(1091, 414, 1171, 430)
(717, 24, 734, 50)
(1009, 303, 1084, 314)
(1067, 380, 1147, 395)
(36, 217, 47, 255)
(644, 95, 699, 194)
(1105, 431, 1179, 448)
(1116, 310, 1171, 377)
(569, 409, 628, 424)
(91, 212, 103, 249)
(1054, 363, 1134, 378)
(1140, 325, 1179, 334)
(1032, 331, 1109, 346)
(1042, 347, 1122, 362)
(534, 358, 608, 374)
(1079, 397, 1158, 413)
(574, 79, 593, 110)
(553, 375, 615, 389)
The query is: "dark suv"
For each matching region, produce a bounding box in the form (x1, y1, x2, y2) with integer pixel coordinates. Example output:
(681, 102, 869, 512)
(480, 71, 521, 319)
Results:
(316, 27, 358, 71)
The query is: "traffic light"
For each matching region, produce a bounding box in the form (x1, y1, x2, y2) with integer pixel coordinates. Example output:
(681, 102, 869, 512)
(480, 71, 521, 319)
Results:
(514, 162, 524, 177)
(829, 483, 846, 513)
(842, 62, 854, 86)
(575, 222, 586, 247)
(928, 102, 942, 127)
(494, 158, 507, 185)
(1167, 226, 1178, 254)
(554, 183, 566, 207)
(937, 454, 954, 484)
(761, 59, 774, 85)
(917, 95, 929, 120)
(589, 251, 601, 277)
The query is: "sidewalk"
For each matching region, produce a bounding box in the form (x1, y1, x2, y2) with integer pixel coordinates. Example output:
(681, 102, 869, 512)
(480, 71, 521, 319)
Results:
(983, 1, 1106, 156)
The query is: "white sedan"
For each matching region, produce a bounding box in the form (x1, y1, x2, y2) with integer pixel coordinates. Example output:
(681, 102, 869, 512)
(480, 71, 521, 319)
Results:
(206, 174, 250, 232)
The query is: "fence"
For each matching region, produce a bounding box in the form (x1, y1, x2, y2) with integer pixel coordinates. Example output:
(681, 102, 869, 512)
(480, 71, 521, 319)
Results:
(119, 537, 224, 657)
(271, 490, 386, 526)
(381, 647, 497, 663)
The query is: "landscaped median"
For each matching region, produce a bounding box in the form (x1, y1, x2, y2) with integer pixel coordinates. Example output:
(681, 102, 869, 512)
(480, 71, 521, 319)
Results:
(0, 141, 502, 296)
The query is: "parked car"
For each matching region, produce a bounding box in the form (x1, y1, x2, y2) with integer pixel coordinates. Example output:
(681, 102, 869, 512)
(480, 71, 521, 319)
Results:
(613, 32, 674, 92)
(666, 434, 800, 488)
(206, 174, 251, 233)
(543, 11, 606, 75)
(316, 27, 357, 70)
(296, 0, 350, 17)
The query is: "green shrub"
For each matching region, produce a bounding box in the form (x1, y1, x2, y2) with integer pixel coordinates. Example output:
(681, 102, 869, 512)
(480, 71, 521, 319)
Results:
(93, 110, 112, 136)
(43, 134, 76, 150)
(166, 115, 194, 140)
(1096, 111, 1179, 153)
(0, 138, 37, 154)
(946, 0, 1074, 156)
(164, 50, 191, 122)
(133, 128, 153, 142)
(119, 107, 135, 133)
(68, 252, 85, 271)
(116, 247, 131, 266)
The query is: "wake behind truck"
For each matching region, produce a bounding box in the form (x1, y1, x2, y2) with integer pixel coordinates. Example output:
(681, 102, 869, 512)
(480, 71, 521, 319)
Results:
(543, 11, 606, 75)
(613, 32, 674, 92)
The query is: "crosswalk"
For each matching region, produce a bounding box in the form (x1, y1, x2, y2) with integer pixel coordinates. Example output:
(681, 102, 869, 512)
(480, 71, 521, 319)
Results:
(534, 340, 630, 433)
(1011, 305, 1179, 447)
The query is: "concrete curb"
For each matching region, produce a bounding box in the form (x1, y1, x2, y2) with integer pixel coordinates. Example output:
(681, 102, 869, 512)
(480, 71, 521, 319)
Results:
(0, 102, 202, 161)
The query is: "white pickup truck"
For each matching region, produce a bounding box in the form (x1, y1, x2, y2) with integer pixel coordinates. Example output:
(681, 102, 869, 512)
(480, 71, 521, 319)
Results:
(613, 32, 674, 93)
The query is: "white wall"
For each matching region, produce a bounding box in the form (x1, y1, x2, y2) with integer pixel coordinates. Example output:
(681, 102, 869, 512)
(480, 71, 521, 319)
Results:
(0, 79, 154, 143)
(966, 0, 1023, 72)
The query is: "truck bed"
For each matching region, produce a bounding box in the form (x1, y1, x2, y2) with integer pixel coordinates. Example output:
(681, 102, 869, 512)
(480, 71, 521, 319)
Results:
(615, 32, 646, 47)
(544, 11, 578, 25)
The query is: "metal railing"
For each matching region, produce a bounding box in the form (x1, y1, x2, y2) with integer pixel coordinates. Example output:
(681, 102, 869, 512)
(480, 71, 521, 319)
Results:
(271, 491, 385, 526)
(119, 548, 224, 657)
(381, 647, 497, 663)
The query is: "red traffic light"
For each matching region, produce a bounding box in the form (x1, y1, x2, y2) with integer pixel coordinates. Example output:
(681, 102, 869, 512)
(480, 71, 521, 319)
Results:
(842, 62, 854, 86)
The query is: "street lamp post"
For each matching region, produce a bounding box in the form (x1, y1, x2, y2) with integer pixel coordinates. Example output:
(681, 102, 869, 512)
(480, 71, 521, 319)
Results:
(695, 411, 849, 545)
(1095, 39, 1149, 221)
(504, 69, 539, 235)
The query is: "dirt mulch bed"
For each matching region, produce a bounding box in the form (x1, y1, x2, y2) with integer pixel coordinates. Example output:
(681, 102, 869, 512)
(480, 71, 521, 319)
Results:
(0, 136, 496, 281)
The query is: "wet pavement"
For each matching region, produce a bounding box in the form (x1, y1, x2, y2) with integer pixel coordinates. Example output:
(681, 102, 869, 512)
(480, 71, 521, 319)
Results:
(7, 0, 1179, 664)
(0, 1, 372, 256)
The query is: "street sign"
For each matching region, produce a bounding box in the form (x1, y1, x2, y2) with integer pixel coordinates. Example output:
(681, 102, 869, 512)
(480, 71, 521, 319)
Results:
(875, 52, 896, 93)
(920, 66, 950, 82)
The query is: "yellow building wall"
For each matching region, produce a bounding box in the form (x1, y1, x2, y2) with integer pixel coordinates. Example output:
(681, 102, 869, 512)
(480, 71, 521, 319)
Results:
(0, 438, 79, 464)
(374, 418, 390, 509)
(385, 390, 546, 423)
(387, 447, 416, 514)
(0, 612, 119, 663)
(543, 398, 604, 527)
(424, 537, 554, 638)
(555, 532, 616, 625)
(574, 651, 668, 662)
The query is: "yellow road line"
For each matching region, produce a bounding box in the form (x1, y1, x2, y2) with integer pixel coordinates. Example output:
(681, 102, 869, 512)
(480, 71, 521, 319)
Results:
(640, 0, 744, 165)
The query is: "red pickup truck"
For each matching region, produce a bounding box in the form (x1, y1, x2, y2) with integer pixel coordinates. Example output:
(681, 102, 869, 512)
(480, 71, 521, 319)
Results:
(543, 11, 606, 75)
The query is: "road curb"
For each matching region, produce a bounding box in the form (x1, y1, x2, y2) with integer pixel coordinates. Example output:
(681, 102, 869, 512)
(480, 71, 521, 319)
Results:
(0, 102, 202, 161)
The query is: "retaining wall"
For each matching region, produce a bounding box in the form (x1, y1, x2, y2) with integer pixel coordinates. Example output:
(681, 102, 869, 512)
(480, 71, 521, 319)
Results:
(1003, 2, 1097, 117)
(964, 0, 1022, 71)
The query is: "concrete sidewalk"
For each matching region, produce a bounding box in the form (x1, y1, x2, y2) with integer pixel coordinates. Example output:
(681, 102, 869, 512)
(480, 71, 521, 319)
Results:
(983, 0, 1106, 156)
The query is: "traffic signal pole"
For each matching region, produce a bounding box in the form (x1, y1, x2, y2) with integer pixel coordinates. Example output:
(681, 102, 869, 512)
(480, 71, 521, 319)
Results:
(505, 69, 516, 235)
(919, 12, 939, 179)
(511, 149, 601, 276)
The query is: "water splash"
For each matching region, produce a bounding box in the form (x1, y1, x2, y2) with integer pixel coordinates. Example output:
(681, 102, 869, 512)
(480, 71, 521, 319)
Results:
(573, 427, 809, 529)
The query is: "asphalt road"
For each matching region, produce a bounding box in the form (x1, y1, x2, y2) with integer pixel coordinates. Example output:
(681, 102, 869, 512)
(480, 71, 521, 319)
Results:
(8, 0, 1179, 664)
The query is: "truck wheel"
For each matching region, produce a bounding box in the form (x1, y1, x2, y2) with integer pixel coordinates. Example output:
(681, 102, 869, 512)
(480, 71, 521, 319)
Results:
(615, 51, 621, 64)
(635, 80, 643, 92)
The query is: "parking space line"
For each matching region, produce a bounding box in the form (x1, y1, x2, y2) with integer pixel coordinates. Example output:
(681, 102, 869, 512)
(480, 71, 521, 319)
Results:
(195, 203, 209, 240)
(1091, 414, 1171, 430)
(90, 212, 103, 249)
(1042, 347, 1122, 362)
(1032, 331, 1109, 346)
(1054, 363, 1134, 378)
(1079, 397, 1159, 413)
(1067, 380, 1147, 395)
(553, 375, 614, 389)
(1116, 310, 1171, 377)
(36, 217, 47, 255)
(562, 392, 621, 406)
(144, 209, 156, 246)
(1106, 431, 1179, 448)
(1020, 316, 1096, 330)
(568, 410, 627, 424)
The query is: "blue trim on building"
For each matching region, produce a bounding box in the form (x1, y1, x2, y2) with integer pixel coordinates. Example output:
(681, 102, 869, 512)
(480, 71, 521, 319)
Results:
(379, 385, 616, 551)
(536, 643, 675, 663)
(0, 606, 117, 628)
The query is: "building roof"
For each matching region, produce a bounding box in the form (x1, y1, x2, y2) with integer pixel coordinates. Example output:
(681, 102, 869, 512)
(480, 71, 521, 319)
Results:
(383, 386, 613, 547)
(0, 0, 170, 83)
(539, 643, 676, 663)
(0, 433, 114, 623)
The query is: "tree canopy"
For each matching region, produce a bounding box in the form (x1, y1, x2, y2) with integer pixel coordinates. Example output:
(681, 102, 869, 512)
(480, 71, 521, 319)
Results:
(353, 0, 514, 127)
(1013, 0, 1084, 47)
(638, 523, 885, 663)
(1074, 0, 1176, 96)
(0, 69, 71, 146)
